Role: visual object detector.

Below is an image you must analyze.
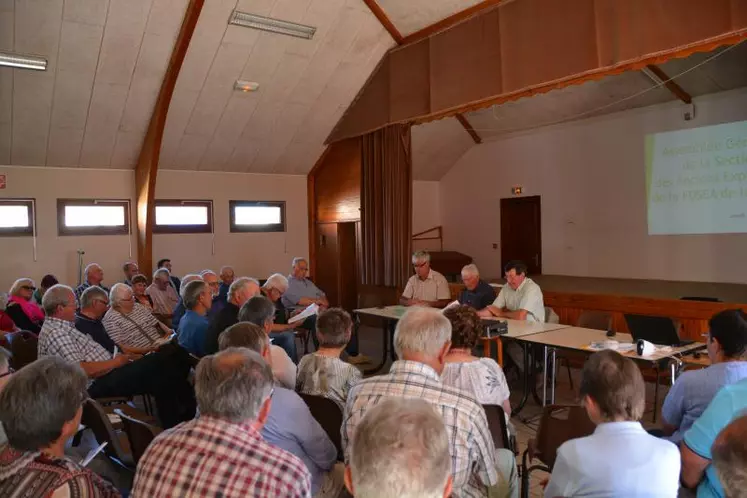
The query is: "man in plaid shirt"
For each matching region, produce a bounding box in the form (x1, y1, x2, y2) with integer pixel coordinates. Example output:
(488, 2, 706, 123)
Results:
(343, 307, 518, 498)
(132, 348, 312, 498)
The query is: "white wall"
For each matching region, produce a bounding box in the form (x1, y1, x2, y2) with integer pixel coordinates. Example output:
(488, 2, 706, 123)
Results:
(0, 166, 308, 291)
(413, 180, 441, 233)
(440, 88, 747, 284)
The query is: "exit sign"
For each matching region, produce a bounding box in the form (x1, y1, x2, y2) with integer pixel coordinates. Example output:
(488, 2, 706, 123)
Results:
(0, 174, 5, 189)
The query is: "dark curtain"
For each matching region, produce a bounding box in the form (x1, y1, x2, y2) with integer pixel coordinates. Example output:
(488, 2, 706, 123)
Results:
(360, 124, 412, 289)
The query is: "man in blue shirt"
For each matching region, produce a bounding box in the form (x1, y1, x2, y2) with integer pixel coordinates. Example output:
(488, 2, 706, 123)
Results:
(218, 266, 234, 303)
(177, 280, 212, 357)
(457, 264, 496, 311)
(660, 309, 747, 443)
(682, 377, 747, 497)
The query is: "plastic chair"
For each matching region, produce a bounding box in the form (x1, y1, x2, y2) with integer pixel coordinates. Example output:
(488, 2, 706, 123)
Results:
(298, 393, 344, 461)
(81, 398, 135, 469)
(5, 330, 38, 370)
(114, 408, 162, 465)
(483, 404, 515, 454)
(521, 405, 596, 498)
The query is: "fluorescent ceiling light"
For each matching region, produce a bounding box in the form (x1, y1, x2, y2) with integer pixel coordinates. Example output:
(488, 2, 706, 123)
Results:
(229, 10, 316, 40)
(0, 50, 47, 71)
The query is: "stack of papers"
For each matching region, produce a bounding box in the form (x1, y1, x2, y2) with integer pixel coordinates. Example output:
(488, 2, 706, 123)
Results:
(441, 300, 460, 313)
(289, 303, 319, 324)
(586, 341, 636, 353)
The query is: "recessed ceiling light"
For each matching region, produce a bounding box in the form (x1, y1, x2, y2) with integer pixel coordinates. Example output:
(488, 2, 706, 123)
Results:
(0, 50, 47, 71)
(229, 10, 316, 40)
(234, 80, 260, 92)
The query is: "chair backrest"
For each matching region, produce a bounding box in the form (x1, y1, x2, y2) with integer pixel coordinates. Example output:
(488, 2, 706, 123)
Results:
(483, 404, 510, 450)
(6, 330, 38, 370)
(544, 307, 559, 324)
(114, 408, 161, 465)
(534, 405, 596, 469)
(298, 393, 344, 460)
(576, 311, 613, 331)
(81, 399, 134, 469)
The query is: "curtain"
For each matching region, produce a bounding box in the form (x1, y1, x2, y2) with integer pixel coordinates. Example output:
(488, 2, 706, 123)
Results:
(360, 123, 412, 289)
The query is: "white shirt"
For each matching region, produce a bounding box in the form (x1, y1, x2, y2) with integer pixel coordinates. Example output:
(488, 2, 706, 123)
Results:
(402, 269, 451, 302)
(544, 421, 680, 498)
(492, 277, 544, 322)
(271, 345, 297, 390)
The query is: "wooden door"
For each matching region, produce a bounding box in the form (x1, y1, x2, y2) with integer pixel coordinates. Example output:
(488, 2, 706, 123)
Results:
(337, 222, 358, 312)
(500, 196, 542, 274)
(315, 223, 340, 306)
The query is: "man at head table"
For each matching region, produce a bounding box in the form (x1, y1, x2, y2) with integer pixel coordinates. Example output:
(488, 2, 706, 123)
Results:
(478, 260, 545, 322)
(399, 251, 452, 308)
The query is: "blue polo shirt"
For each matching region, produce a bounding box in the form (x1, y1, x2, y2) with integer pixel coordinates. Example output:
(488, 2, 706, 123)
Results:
(177, 310, 209, 357)
(458, 280, 496, 310)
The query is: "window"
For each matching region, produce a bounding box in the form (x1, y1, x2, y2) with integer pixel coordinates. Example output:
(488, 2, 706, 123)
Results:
(230, 201, 286, 233)
(0, 199, 34, 236)
(154, 200, 213, 234)
(57, 199, 130, 236)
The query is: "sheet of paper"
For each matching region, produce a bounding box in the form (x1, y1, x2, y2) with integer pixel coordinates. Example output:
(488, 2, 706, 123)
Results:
(289, 303, 319, 324)
(441, 300, 460, 313)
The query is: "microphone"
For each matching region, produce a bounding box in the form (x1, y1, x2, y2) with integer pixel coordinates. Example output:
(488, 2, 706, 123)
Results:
(636, 339, 656, 356)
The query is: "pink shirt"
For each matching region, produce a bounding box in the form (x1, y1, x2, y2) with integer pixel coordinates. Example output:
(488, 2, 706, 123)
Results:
(9, 295, 45, 323)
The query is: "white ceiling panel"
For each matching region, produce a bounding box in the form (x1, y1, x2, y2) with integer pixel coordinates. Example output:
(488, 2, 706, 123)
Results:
(376, 0, 484, 37)
(46, 127, 85, 168)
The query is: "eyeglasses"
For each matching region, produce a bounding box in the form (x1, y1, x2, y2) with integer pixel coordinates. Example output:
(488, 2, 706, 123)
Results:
(0, 367, 15, 379)
(413, 262, 428, 269)
(20, 285, 36, 291)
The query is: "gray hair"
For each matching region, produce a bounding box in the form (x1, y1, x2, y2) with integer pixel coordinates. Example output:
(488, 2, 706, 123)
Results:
(84, 263, 101, 278)
(461, 264, 479, 277)
(9, 278, 35, 297)
(218, 322, 268, 352)
(109, 282, 133, 307)
(263, 273, 288, 293)
(219, 266, 234, 276)
(195, 348, 273, 423)
(183, 280, 207, 310)
(153, 268, 170, 280)
(237, 296, 275, 327)
(394, 307, 452, 358)
(411, 251, 431, 265)
(292, 257, 307, 268)
(42, 284, 75, 316)
(200, 269, 217, 278)
(79, 286, 108, 309)
(0, 347, 9, 373)
(179, 274, 203, 299)
(712, 414, 747, 498)
(350, 398, 451, 498)
(0, 356, 88, 451)
(228, 277, 260, 302)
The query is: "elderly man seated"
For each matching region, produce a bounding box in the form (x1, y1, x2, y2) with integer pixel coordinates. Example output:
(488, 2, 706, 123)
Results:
(132, 348, 312, 497)
(204, 277, 261, 355)
(171, 273, 203, 329)
(400, 251, 451, 308)
(39, 285, 195, 428)
(281, 257, 329, 351)
(458, 264, 496, 311)
(711, 414, 747, 498)
(177, 279, 213, 357)
(157, 258, 180, 292)
(147, 268, 179, 326)
(343, 307, 517, 498)
(0, 357, 121, 497)
(200, 269, 225, 318)
(75, 263, 109, 300)
(103, 283, 173, 350)
(122, 261, 139, 285)
(218, 265, 235, 303)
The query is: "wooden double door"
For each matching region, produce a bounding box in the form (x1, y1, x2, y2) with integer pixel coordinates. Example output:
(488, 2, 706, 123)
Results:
(314, 221, 359, 312)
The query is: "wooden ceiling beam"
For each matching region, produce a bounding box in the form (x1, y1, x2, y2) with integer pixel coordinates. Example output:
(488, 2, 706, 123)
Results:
(362, 0, 404, 44)
(400, 0, 505, 45)
(454, 113, 482, 144)
(645, 64, 692, 104)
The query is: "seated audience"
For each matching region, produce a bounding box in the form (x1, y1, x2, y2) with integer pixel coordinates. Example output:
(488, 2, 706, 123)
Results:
(281, 257, 330, 311)
(343, 307, 515, 498)
(238, 296, 297, 389)
(201, 269, 225, 318)
(681, 377, 747, 497)
(172, 273, 203, 329)
(122, 261, 139, 285)
(345, 398, 453, 498)
(442, 305, 512, 421)
(296, 308, 362, 408)
(6, 278, 45, 333)
(75, 263, 109, 300)
(219, 323, 342, 498)
(132, 348, 311, 497)
(0, 357, 120, 497)
(660, 309, 747, 443)
(544, 350, 680, 498)
(146, 268, 179, 325)
(203, 277, 260, 354)
(0, 348, 12, 445)
(32, 274, 59, 305)
(131, 274, 154, 310)
(711, 414, 747, 498)
(103, 283, 173, 350)
(157, 258, 180, 292)
(177, 279, 213, 357)
(458, 264, 496, 311)
(218, 265, 234, 303)
(400, 250, 452, 308)
(39, 285, 195, 428)
(0, 293, 18, 333)
(75, 286, 120, 354)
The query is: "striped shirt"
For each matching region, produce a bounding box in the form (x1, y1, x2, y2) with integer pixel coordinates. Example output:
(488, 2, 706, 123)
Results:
(296, 353, 362, 408)
(132, 416, 311, 498)
(343, 360, 498, 498)
(102, 303, 162, 349)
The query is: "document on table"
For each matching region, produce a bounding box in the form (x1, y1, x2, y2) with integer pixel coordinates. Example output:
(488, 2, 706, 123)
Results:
(441, 300, 460, 313)
(289, 303, 319, 324)
(586, 341, 636, 353)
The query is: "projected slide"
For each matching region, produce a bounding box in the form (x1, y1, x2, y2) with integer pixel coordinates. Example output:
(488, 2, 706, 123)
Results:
(646, 120, 747, 235)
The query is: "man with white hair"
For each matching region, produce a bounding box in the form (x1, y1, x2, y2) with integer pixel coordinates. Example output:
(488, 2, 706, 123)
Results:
(458, 264, 496, 311)
(343, 307, 516, 498)
(282, 257, 329, 310)
(172, 273, 203, 329)
(345, 398, 453, 498)
(204, 277, 261, 355)
(147, 268, 179, 324)
(201, 269, 225, 318)
(177, 280, 213, 357)
(218, 265, 235, 302)
(103, 283, 173, 349)
(400, 251, 451, 308)
(75, 263, 109, 300)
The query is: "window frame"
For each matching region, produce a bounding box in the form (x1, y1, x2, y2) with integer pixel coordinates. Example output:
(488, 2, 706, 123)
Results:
(153, 199, 214, 234)
(229, 200, 287, 233)
(57, 199, 131, 236)
(0, 198, 35, 236)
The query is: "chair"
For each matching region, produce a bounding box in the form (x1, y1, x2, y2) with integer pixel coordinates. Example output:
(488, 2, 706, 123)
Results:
(521, 405, 596, 498)
(483, 404, 515, 454)
(114, 408, 162, 465)
(298, 393, 344, 461)
(544, 307, 559, 324)
(5, 330, 38, 370)
(81, 398, 135, 469)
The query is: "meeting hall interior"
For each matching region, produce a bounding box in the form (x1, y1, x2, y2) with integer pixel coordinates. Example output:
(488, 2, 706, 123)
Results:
(1, 1, 747, 497)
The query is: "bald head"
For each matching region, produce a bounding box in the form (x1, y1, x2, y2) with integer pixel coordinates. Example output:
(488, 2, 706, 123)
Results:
(712, 414, 747, 498)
